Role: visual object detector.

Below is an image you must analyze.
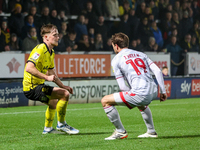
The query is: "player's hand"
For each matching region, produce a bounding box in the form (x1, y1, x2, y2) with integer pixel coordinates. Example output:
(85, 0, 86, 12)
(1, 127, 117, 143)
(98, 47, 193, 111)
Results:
(160, 93, 167, 102)
(63, 86, 73, 94)
(46, 75, 56, 82)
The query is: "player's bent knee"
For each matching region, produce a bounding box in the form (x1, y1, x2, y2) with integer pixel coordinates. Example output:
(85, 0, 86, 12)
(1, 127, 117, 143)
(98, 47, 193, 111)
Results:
(64, 90, 69, 97)
(101, 97, 105, 104)
(49, 99, 58, 109)
(101, 96, 109, 107)
(61, 90, 69, 101)
(137, 105, 147, 111)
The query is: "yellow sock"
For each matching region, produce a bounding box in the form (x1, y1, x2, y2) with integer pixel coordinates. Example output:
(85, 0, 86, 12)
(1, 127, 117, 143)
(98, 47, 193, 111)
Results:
(45, 107, 56, 127)
(57, 100, 68, 123)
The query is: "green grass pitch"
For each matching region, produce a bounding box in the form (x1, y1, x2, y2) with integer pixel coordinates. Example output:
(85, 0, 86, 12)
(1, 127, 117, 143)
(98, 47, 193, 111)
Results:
(0, 98, 200, 150)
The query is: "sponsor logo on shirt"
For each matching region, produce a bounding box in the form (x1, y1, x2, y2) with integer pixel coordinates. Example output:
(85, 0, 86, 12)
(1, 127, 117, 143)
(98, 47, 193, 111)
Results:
(32, 53, 40, 60)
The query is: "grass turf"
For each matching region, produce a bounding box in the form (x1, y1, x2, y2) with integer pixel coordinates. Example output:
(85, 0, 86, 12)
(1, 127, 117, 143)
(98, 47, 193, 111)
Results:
(0, 98, 200, 150)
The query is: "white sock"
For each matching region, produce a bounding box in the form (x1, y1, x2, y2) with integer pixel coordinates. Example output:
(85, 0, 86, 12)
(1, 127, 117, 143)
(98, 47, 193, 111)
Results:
(44, 127, 53, 131)
(140, 106, 156, 133)
(104, 106, 125, 133)
(57, 121, 66, 127)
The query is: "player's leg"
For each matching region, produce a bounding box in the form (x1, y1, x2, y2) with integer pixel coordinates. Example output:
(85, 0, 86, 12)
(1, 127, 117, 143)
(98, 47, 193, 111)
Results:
(23, 84, 59, 134)
(137, 105, 157, 137)
(51, 87, 69, 126)
(51, 87, 79, 134)
(101, 94, 128, 140)
(43, 99, 62, 134)
(30, 85, 62, 134)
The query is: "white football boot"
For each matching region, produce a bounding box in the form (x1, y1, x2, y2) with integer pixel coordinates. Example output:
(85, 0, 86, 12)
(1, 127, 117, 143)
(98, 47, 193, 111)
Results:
(105, 130, 128, 140)
(56, 123, 79, 135)
(42, 128, 64, 134)
(138, 132, 158, 138)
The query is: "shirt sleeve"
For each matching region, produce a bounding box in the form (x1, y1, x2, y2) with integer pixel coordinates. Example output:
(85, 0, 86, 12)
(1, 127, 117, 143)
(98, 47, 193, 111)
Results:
(111, 58, 130, 92)
(150, 63, 166, 94)
(111, 58, 123, 79)
(27, 46, 43, 65)
(116, 77, 131, 92)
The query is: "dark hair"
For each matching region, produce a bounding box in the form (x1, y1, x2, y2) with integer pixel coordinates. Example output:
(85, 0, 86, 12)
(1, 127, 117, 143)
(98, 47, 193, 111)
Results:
(29, 27, 36, 33)
(111, 32, 129, 48)
(171, 35, 177, 39)
(26, 14, 34, 22)
(40, 24, 57, 37)
(68, 30, 76, 35)
(162, 66, 168, 70)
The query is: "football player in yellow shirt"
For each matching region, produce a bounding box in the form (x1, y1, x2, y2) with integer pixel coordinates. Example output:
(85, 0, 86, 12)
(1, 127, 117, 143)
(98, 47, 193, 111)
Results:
(23, 24, 79, 134)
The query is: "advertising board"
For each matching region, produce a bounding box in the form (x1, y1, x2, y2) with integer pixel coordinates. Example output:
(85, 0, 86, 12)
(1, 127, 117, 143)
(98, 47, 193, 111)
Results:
(187, 53, 200, 74)
(0, 82, 28, 108)
(0, 54, 24, 78)
(69, 80, 119, 103)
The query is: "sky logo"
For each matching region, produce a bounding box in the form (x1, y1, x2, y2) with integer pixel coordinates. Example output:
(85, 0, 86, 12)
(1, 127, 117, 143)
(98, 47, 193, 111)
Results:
(181, 80, 191, 95)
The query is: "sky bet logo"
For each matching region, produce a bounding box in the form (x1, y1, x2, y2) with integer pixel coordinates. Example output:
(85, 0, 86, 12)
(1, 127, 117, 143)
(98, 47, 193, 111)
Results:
(6, 58, 21, 73)
(181, 80, 200, 96)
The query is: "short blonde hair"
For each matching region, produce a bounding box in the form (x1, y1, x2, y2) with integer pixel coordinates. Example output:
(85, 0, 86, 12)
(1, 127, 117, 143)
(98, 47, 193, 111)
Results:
(40, 24, 57, 37)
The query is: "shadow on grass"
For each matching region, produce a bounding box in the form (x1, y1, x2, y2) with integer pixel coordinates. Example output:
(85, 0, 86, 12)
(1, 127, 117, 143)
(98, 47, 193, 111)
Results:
(58, 132, 111, 136)
(78, 132, 111, 135)
(126, 134, 200, 140)
(158, 135, 200, 139)
(58, 131, 200, 139)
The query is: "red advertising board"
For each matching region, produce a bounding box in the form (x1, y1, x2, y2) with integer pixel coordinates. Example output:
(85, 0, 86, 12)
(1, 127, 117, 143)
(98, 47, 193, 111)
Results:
(158, 80, 171, 98)
(25, 54, 111, 78)
(191, 79, 200, 95)
(154, 61, 168, 69)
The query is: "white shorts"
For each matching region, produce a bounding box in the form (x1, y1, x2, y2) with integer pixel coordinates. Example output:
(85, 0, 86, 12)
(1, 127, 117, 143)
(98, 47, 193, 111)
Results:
(113, 90, 158, 109)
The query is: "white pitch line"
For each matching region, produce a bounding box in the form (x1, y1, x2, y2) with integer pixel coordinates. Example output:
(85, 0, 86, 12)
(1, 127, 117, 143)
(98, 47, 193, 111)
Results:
(0, 110, 45, 115)
(0, 101, 199, 115)
(0, 107, 102, 115)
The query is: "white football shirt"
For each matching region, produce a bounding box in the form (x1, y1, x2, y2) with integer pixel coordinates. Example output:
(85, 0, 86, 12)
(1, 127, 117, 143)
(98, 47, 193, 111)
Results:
(112, 48, 166, 95)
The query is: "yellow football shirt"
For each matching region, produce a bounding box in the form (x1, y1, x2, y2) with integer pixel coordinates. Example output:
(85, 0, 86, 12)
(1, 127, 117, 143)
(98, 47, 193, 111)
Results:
(23, 43, 55, 91)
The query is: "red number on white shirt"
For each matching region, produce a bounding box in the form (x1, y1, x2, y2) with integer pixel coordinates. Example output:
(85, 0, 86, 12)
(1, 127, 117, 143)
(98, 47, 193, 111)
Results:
(126, 58, 147, 75)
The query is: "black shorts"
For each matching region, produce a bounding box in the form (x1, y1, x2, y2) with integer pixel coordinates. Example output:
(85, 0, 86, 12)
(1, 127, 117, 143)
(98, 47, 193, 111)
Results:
(24, 84, 54, 103)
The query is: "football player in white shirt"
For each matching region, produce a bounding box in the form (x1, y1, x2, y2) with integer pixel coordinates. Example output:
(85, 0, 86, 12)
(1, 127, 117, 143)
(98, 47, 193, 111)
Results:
(101, 32, 167, 140)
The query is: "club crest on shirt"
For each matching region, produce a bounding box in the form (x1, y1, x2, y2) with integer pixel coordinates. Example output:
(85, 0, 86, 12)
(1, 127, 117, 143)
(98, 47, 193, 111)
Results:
(32, 53, 40, 60)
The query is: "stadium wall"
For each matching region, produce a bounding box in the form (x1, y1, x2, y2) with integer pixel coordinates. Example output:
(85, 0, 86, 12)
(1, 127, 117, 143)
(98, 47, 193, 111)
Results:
(0, 77, 199, 108)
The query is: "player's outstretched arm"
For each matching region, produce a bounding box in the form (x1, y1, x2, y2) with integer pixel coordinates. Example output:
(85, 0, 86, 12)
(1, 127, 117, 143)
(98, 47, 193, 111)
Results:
(149, 63, 166, 94)
(149, 62, 167, 102)
(48, 69, 73, 94)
